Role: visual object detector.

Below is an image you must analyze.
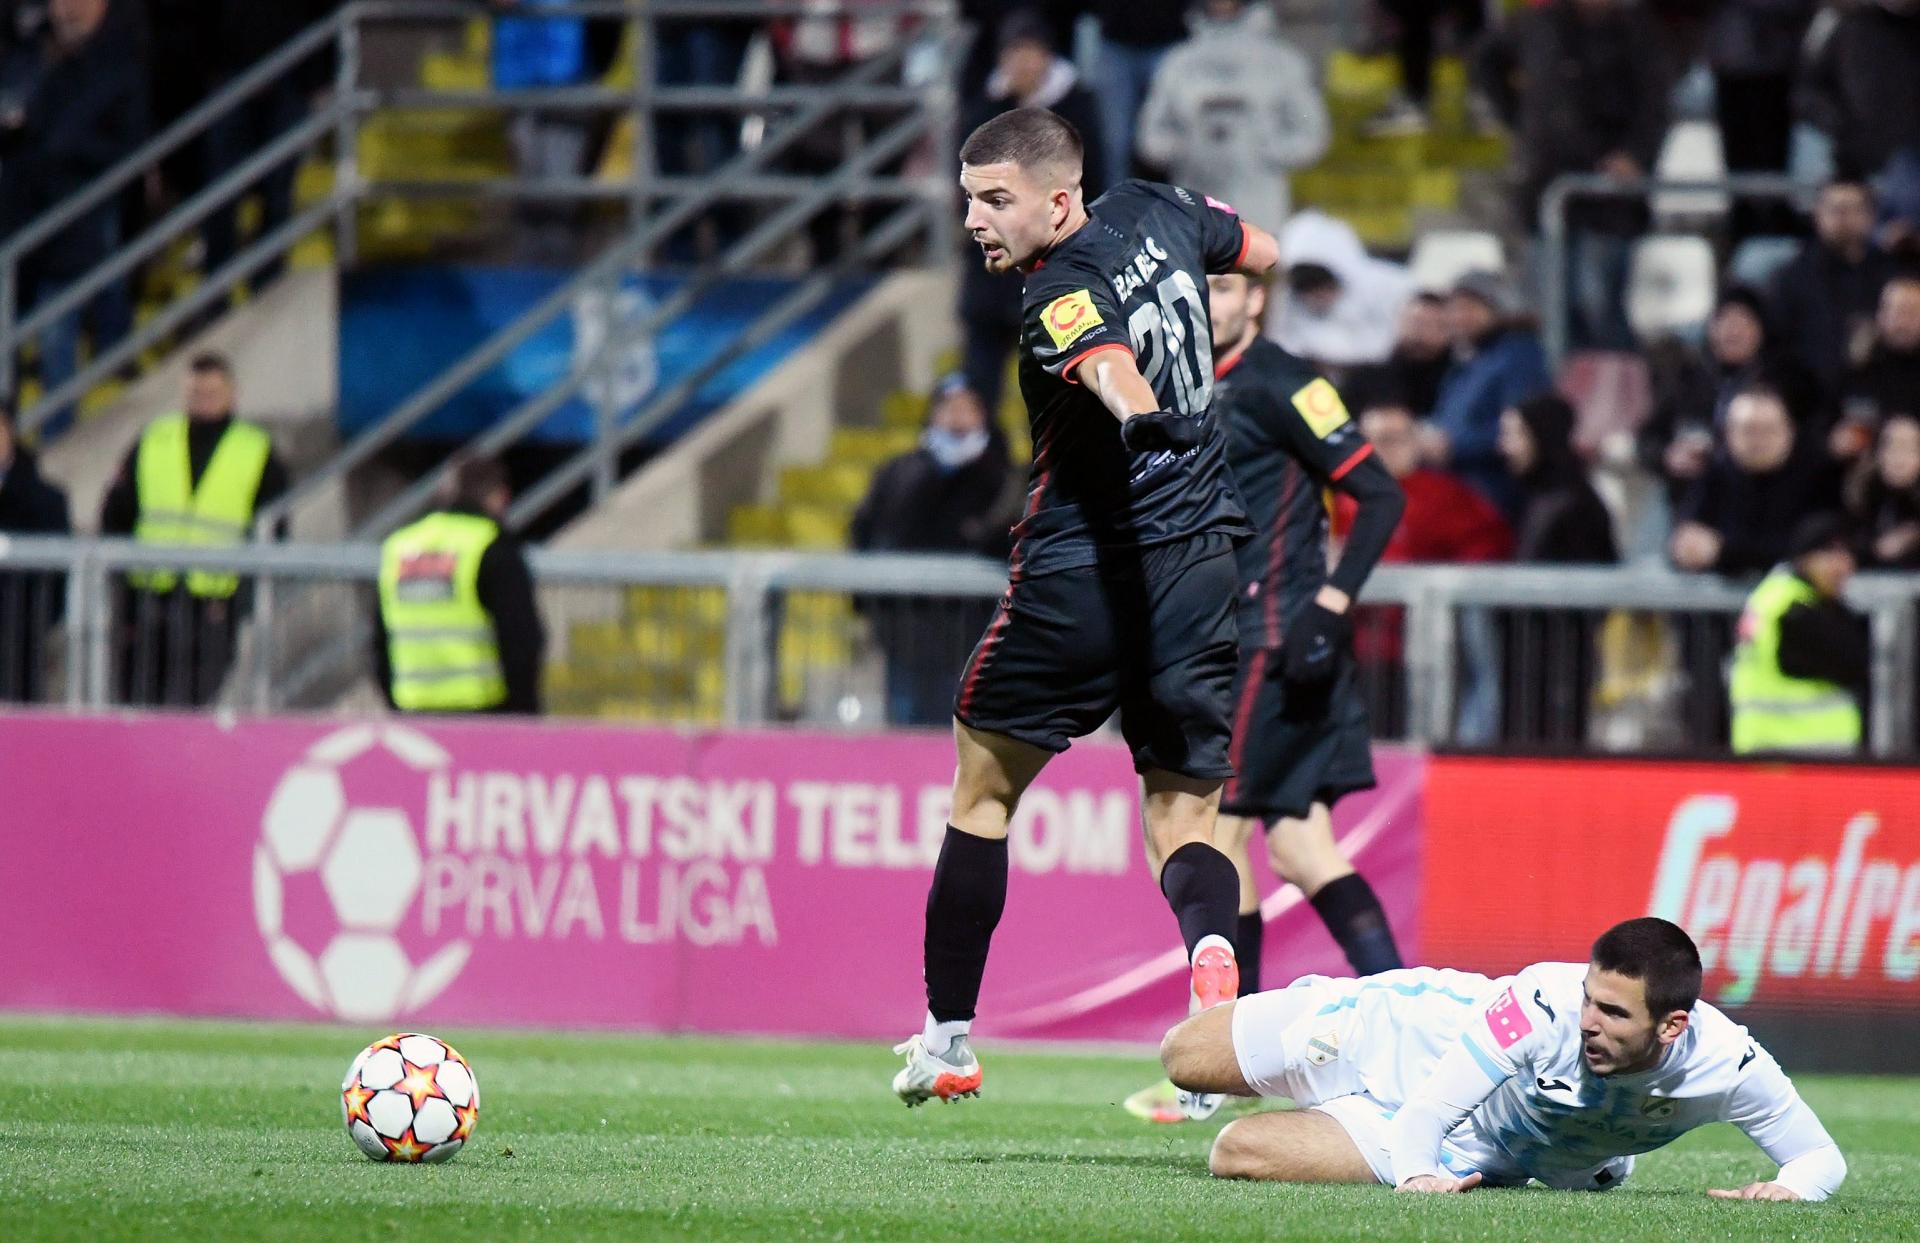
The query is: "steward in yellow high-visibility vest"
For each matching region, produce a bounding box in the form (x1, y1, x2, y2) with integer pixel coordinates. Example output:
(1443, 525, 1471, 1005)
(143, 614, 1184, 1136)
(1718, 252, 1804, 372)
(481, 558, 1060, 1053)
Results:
(1729, 514, 1867, 756)
(374, 457, 545, 714)
(99, 353, 289, 707)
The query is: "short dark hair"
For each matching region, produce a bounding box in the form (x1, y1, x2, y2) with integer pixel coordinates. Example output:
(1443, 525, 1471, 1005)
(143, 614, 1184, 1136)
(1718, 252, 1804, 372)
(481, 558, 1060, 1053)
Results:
(960, 107, 1082, 182)
(453, 456, 511, 509)
(188, 351, 233, 378)
(1591, 917, 1702, 1018)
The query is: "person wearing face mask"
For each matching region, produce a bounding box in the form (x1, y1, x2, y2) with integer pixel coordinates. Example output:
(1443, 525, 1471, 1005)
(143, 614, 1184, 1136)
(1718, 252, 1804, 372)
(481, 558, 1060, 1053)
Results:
(1266, 211, 1415, 375)
(850, 375, 1011, 726)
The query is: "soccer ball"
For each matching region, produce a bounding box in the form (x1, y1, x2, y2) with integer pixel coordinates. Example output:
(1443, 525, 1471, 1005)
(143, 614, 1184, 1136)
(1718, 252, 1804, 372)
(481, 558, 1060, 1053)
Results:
(341, 1032, 479, 1163)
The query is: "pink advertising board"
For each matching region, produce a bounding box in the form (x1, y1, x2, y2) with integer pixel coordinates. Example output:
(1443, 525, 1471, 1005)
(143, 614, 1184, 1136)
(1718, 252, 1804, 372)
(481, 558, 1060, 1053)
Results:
(0, 711, 1422, 1043)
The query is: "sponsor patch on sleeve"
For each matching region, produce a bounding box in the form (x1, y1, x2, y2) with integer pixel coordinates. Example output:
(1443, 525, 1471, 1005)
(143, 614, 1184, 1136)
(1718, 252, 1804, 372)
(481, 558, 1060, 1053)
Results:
(1204, 194, 1237, 215)
(1291, 377, 1351, 439)
(1484, 987, 1534, 1051)
(1041, 289, 1103, 351)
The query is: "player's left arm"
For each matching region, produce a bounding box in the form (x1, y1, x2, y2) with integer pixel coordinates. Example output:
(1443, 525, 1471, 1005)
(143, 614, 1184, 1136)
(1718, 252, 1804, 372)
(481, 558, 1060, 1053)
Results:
(1274, 376, 1405, 680)
(1711, 1043, 1847, 1202)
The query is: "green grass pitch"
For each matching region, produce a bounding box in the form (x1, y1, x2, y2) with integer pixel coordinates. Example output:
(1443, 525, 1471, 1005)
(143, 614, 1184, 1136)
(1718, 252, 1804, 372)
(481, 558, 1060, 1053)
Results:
(2, 1016, 1917, 1241)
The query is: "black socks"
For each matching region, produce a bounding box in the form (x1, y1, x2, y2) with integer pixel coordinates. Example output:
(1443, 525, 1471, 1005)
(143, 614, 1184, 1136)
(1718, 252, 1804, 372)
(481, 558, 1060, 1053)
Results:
(923, 826, 1009, 1023)
(1159, 841, 1241, 958)
(1235, 910, 1264, 997)
(1310, 873, 1403, 977)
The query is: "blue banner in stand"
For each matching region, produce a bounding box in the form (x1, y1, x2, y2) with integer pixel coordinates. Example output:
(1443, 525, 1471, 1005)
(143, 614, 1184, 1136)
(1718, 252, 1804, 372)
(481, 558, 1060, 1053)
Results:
(338, 267, 874, 445)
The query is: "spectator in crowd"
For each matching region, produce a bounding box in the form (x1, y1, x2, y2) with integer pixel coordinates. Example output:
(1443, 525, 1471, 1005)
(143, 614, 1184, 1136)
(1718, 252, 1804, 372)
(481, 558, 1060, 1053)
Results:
(200, 2, 342, 297)
(1703, 0, 1817, 241)
(1134, 0, 1329, 235)
(1728, 512, 1866, 756)
(99, 352, 289, 706)
(1849, 413, 1920, 570)
(1500, 393, 1618, 565)
(957, 10, 1107, 414)
(1495, 393, 1617, 747)
(1337, 396, 1514, 564)
(1796, 0, 1920, 198)
(771, 0, 913, 263)
(653, 12, 757, 262)
(1836, 272, 1920, 449)
(851, 374, 1010, 726)
(1364, 0, 1485, 137)
(490, 0, 622, 265)
(1475, 0, 1670, 349)
(1268, 211, 1415, 373)
(1384, 291, 1452, 416)
(1333, 386, 1511, 737)
(1085, 0, 1186, 184)
(0, 402, 70, 702)
(1670, 383, 1842, 577)
(1421, 270, 1553, 519)
(373, 456, 545, 716)
(0, 0, 147, 420)
(1637, 286, 1821, 504)
(1767, 178, 1899, 400)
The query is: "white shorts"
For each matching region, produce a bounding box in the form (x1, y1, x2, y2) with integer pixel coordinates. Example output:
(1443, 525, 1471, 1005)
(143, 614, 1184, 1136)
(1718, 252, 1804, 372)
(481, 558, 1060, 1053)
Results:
(1230, 980, 1515, 1186)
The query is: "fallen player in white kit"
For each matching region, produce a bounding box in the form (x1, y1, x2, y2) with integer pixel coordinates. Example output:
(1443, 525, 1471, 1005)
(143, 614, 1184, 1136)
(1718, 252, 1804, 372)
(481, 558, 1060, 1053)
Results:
(1159, 917, 1847, 1200)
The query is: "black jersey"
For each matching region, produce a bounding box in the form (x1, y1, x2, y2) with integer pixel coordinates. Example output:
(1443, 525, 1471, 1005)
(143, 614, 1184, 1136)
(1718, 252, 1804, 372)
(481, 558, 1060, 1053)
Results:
(1010, 179, 1255, 579)
(1215, 337, 1374, 648)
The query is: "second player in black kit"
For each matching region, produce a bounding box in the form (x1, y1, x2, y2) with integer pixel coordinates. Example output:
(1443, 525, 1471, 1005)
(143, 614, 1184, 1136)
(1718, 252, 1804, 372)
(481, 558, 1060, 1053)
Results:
(1210, 272, 1407, 992)
(893, 107, 1282, 1107)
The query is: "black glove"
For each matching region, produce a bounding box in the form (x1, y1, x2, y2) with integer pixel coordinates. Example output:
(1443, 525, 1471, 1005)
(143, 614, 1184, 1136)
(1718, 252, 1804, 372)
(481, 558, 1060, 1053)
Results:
(1280, 602, 1350, 685)
(1120, 410, 1204, 454)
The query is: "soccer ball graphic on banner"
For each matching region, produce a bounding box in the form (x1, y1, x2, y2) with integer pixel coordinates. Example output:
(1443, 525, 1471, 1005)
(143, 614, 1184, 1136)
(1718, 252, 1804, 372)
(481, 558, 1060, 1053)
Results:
(342, 1032, 479, 1163)
(254, 724, 472, 1022)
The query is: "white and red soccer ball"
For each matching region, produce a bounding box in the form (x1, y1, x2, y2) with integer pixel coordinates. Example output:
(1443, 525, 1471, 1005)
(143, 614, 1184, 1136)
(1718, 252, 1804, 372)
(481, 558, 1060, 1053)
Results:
(341, 1032, 479, 1163)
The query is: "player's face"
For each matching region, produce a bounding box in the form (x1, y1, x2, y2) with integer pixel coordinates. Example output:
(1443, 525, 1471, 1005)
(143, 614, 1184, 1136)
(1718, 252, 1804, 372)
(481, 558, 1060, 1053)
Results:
(1206, 274, 1264, 350)
(961, 162, 1067, 275)
(1580, 967, 1685, 1076)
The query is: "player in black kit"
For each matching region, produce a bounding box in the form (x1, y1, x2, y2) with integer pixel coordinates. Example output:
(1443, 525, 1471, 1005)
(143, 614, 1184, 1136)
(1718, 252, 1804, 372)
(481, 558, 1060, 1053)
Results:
(1126, 269, 1409, 1123)
(892, 107, 1281, 1106)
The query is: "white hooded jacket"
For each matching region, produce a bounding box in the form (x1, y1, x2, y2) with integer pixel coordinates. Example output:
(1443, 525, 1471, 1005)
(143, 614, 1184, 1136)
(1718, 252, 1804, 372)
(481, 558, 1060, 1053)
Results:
(1134, 5, 1330, 235)
(1268, 211, 1415, 367)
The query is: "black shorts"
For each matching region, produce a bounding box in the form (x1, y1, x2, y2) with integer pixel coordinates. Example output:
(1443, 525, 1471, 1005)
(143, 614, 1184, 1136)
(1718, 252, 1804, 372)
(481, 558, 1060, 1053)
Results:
(953, 533, 1240, 779)
(1220, 646, 1375, 822)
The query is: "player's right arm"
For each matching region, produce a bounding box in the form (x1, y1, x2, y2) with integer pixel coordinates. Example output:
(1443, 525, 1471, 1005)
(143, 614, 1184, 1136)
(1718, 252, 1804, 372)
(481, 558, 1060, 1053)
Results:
(1388, 976, 1549, 1191)
(1713, 1042, 1847, 1202)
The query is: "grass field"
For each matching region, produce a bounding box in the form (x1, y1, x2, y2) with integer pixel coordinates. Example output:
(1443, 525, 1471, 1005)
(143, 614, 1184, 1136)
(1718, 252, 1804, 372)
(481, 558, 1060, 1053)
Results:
(1, 1017, 1917, 1241)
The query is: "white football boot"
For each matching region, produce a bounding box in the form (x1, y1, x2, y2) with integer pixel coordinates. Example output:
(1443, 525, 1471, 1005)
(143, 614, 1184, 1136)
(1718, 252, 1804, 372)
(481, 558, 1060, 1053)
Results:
(891, 1034, 983, 1106)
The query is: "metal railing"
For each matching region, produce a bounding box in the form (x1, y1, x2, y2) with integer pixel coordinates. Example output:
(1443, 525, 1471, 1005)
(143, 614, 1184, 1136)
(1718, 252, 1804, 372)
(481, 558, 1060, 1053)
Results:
(1537, 171, 1812, 366)
(2, 538, 1914, 757)
(2, 0, 959, 460)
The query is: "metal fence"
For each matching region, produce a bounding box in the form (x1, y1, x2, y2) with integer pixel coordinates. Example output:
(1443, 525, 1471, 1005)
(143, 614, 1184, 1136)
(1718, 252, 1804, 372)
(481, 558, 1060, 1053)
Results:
(2, 537, 1915, 757)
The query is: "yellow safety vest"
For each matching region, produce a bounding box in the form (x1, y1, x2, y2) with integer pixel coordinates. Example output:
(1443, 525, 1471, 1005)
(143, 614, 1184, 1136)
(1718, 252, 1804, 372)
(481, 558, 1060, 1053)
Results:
(130, 414, 273, 598)
(1728, 568, 1863, 755)
(378, 511, 508, 712)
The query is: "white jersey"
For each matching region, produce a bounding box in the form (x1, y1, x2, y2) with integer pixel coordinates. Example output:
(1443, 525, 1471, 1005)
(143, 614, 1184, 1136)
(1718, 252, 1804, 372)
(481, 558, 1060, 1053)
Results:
(1231, 963, 1844, 1197)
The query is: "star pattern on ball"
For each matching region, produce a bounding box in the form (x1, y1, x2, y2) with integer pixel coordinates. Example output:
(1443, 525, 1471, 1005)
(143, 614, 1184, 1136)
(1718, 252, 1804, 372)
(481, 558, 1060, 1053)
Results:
(342, 1081, 375, 1125)
(384, 1132, 427, 1162)
(453, 1101, 479, 1141)
(399, 1061, 442, 1111)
